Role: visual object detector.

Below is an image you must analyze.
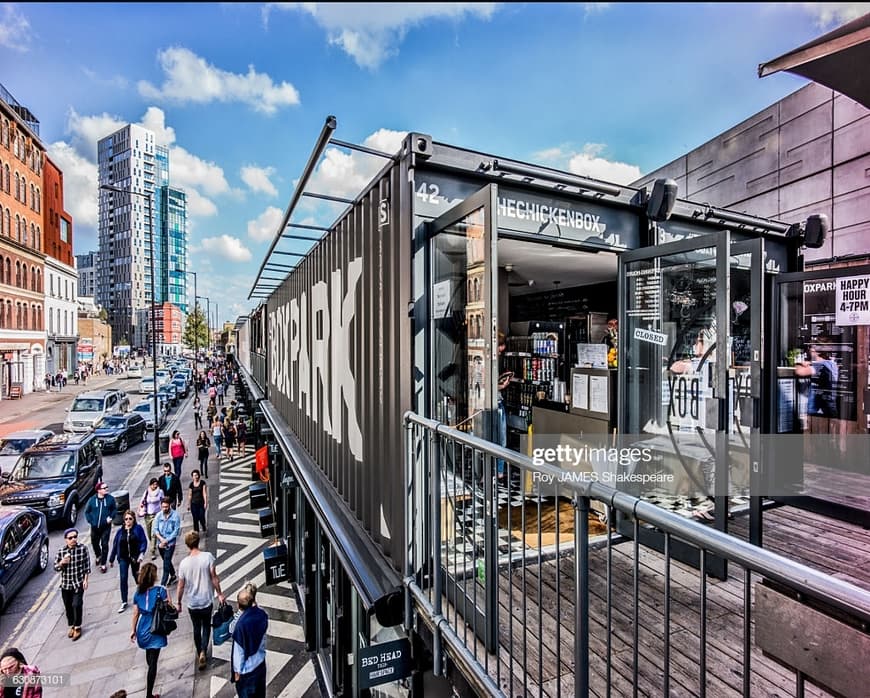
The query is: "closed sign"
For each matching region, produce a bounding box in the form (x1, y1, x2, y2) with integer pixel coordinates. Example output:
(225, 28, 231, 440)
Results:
(634, 327, 668, 346)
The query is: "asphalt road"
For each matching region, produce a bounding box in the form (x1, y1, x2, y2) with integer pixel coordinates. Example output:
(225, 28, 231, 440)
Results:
(0, 376, 192, 636)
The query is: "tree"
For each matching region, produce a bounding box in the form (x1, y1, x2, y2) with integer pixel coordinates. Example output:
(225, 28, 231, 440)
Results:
(183, 307, 209, 350)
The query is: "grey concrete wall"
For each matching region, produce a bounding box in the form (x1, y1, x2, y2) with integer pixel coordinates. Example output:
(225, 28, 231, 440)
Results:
(634, 83, 870, 264)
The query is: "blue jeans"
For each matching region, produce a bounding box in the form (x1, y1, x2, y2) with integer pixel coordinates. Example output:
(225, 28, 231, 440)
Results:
(160, 544, 176, 585)
(497, 398, 507, 475)
(118, 557, 140, 604)
(235, 660, 266, 698)
(172, 455, 184, 478)
(213, 436, 222, 454)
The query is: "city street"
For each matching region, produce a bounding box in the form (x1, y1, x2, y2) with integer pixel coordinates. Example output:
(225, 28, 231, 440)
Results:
(0, 373, 320, 698)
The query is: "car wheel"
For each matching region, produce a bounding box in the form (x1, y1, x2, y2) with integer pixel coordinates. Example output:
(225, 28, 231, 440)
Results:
(35, 541, 49, 575)
(118, 436, 129, 453)
(66, 500, 78, 527)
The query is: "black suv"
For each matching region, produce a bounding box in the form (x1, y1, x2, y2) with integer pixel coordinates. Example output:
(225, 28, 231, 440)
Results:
(0, 433, 103, 528)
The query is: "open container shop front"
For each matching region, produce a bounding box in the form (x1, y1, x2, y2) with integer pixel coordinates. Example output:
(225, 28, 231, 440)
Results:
(235, 116, 867, 697)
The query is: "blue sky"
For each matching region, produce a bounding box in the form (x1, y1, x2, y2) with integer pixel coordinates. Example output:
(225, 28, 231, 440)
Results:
(2, 2, 867, 324)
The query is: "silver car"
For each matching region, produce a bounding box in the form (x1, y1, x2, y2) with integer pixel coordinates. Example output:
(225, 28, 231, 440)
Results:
(0, 430, 55, 478)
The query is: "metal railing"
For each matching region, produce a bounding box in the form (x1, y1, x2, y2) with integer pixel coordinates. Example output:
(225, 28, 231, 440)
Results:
(404, 412, 870, 697)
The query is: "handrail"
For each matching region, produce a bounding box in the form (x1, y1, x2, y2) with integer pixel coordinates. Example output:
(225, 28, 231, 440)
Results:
(403, 410, 870, 624)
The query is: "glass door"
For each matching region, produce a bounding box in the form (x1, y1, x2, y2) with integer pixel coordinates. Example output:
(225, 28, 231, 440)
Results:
(428, 183, 499, 652)
(619, 232, 731, 577)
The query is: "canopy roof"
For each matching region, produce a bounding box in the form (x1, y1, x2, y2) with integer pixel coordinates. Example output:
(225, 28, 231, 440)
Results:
(758, 12, 870, 108)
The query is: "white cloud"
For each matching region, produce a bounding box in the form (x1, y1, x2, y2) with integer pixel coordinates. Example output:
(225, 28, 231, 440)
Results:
(81, 67, 129, 90)
(531, 143, 641, 185)
(138, 46, 300, 114)
(140, 106, 178, 148)
(168, 146, 230, 198)
(182, 187, 219, 218)
(46, 141, 99, 236)
(241, 165, 278, 197)
(247, 206, 284, 242)
(200, 235, 252, 262)
(0, 5, 32, 52)
(800, 3, 870, 27)
(583, 3, 612, 17)
(265, 3, 498, 68)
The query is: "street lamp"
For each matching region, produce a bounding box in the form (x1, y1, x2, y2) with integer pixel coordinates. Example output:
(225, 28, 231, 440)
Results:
(100, 183, 161, 472)
(182, 270, 198, 361)
(197, 295, 210, 355)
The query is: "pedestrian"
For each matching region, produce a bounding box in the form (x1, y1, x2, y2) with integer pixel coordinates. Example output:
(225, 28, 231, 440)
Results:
(196, 430, 210, 478)
(208, 384, 217, 402)
(187, 470, 209, 535)
(130, 562, 172, 698)
(235, 417, 247, 456)
(176, 531, 226, 671)
(43, 373, 51, 392)
(158, 462, 183, 509)
(138, 478, 164, 560)
(212, 417, 223, 458)
(153, 498, 181, 586)
(53, 527, 90, 641)
(169, 430, 188, 479)
(222, 420, 236, 461)
(84, 482, 117, 573)
(216, 382, 225, 406)
(0, 648, 42, 698)
(206, 399, 217, 425)
(109, 510, 148, 613)
(193, 395, 203, 430)
(231, 586, 268, 698)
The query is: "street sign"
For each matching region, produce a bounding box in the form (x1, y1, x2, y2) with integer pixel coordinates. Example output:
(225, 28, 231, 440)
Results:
(358, 638, 413, 689)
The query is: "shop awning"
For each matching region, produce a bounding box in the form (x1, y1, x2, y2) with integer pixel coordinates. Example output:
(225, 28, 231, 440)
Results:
(758, 12, 870, 108)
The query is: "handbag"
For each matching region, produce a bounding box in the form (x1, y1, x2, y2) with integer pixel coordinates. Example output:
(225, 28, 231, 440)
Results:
(150, 589, 179, 636)
(211, 601, 234, 646)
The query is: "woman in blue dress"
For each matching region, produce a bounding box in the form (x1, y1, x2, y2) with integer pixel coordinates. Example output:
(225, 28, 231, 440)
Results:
(129, 562, 172, 698)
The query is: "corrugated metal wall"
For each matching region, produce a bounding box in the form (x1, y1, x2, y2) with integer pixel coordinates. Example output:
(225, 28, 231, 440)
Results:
(265, 162, 411, 568)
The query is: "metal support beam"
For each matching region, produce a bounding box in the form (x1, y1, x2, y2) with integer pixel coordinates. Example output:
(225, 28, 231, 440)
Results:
(302, 191, 354, 204)
(329, 137, 397, 160)
(249, 115, 337, 299)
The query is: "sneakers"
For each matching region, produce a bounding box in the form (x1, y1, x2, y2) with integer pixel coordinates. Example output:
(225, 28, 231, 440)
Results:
(197, 651, 207, 670)
(167, 576, 178, 586)
(100, 565, 107, 573)
(118, 602, 128, 613)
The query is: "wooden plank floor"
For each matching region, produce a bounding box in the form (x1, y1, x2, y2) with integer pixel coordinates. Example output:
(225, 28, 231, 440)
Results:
(472, 504, 870, 697)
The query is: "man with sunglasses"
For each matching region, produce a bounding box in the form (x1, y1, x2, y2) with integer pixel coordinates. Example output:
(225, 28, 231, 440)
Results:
(53, 527, 91, 641)
(84, 482, 117, 573)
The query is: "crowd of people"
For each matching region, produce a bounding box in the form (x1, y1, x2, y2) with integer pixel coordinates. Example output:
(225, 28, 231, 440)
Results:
(2, 356, 270, 698)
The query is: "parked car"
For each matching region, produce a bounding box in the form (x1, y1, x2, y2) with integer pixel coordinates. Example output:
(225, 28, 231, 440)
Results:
(139, 376, 156, 395)
(171, 374, 189, 398)
(0, 433, 103, 528)
(0, 430, 54, 478)
(132, 400, 166, 431)
(63, 390, 126, 433)
(93, 413, 148, 453)
(158, 384, 178, 408)
(126, 364, 143, 379)
(0, 507, 49, 611)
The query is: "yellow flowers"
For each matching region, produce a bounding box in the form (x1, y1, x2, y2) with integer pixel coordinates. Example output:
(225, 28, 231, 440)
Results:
(607, 347, 617, 368)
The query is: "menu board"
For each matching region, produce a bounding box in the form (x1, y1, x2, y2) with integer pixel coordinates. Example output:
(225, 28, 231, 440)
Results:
(576, 343, 608, 368)
(572, 372, 589, 410)
(626, 266, 661, 321)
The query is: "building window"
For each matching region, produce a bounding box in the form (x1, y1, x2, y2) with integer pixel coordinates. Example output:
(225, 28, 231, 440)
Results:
(60, 218, 69, 242)
(22, 266, 27, 290)
(48, 307, 53, 334)
(15, 261, 21, 287)
(36, 268, 41, 293)
(50, 274, 54, 296)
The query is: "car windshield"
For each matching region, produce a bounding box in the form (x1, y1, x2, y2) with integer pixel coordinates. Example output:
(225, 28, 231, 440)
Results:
(0, 438, 39, 455)
(133, 404, 152, 413)
(14, 452, 75, 479)
(71, 398, 104, 412)
(101, 417, 127, 427)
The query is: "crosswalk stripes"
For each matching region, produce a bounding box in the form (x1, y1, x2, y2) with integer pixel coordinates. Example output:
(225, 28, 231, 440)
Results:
(200, 450, 321, 698)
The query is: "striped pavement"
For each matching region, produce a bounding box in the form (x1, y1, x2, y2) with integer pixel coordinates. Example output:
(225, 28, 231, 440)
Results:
(195, 450, 322, 698)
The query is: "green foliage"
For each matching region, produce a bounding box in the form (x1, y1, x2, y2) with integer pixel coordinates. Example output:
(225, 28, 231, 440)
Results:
(183, 307, 209, 349)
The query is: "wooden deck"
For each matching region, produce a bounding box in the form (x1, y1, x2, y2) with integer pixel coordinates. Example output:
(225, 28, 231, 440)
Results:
(471, 504, 870, 697)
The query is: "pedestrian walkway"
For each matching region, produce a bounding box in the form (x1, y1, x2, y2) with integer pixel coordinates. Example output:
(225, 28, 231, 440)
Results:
(2, 372, 322, 697)
(193, 452, 320, 698)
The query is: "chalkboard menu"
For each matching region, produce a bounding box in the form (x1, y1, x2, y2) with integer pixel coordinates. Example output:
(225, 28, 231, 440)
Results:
(510, 282, 617, 321)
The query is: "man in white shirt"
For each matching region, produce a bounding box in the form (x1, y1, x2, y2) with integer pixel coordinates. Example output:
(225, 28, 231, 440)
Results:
(176, 530, 225, 670)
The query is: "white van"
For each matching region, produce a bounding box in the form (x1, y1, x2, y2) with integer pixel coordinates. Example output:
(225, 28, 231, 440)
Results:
(63, 390, 126, 433)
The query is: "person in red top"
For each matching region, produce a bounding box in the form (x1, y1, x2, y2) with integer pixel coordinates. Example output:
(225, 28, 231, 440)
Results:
(168, 431, 187, 479)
